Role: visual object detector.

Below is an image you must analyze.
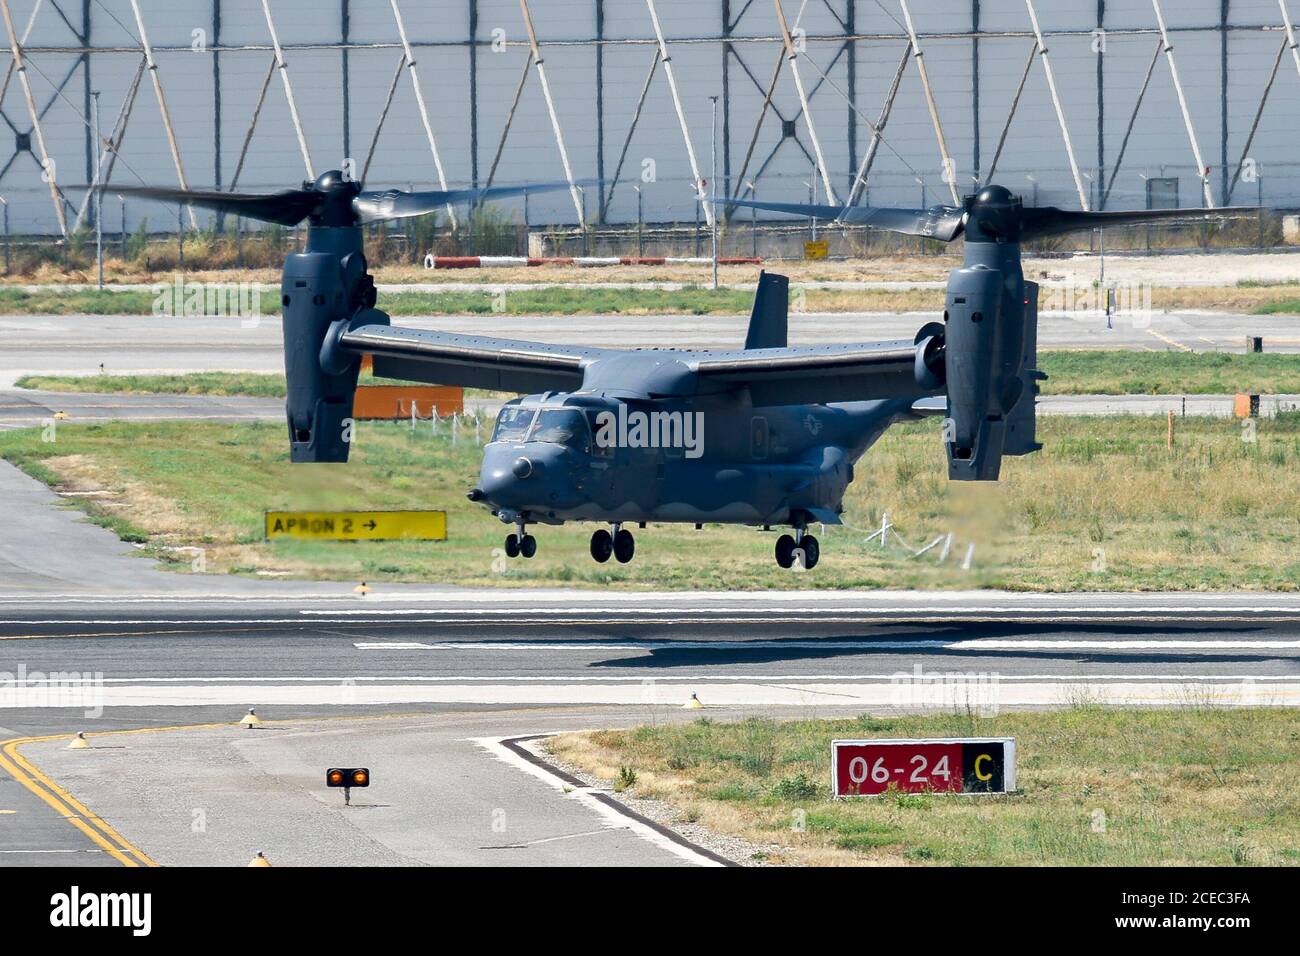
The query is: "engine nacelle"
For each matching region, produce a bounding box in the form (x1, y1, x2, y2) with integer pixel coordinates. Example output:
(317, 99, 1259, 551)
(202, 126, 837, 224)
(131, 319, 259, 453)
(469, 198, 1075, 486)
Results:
(942, 263, 1029, 481)
(1004, 280, 1045, 458)
(281, 245, 375, 463)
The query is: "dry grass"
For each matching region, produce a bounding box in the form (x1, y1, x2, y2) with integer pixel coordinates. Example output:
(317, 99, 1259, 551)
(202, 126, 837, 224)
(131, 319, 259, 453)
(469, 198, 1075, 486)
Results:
(2, 414, 1299, 590)
(549, 710, 1300, 866)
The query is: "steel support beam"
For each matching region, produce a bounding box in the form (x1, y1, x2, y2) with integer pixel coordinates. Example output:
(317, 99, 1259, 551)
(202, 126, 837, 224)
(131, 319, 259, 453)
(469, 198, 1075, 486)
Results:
(899, 0, 960, 203)
(774, 0, 837, 203)
(648, 0, 714, 224)
(390, 0, 456, 226)
(519, 0, 585, 222)
(1152, 0, 1215, 206)
(261, 0, 314, 180)
(1026, 0, 1090, 209)
(128, 0, 196, 227)
(1, 0, 66, 234)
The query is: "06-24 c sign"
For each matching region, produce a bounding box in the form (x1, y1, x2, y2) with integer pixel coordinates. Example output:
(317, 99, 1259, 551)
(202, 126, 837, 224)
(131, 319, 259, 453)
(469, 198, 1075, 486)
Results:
(832, 738, 1016, 797)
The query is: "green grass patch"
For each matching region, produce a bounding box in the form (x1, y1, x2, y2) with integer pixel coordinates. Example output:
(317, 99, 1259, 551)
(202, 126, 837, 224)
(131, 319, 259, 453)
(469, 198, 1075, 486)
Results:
(0, 285, 761, 317)
(1, 414, 1299, 590)
(551, 710, 1300, 866)
(1038, 351, 1300, 395)
(14, 370, 411, 399)
(1253, 298, 1300, 315)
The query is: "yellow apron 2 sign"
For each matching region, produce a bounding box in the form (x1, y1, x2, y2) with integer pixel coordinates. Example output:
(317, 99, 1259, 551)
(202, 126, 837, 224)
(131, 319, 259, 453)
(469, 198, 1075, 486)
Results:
(804, 239, 829, 260)
(265, 511, 447, 542)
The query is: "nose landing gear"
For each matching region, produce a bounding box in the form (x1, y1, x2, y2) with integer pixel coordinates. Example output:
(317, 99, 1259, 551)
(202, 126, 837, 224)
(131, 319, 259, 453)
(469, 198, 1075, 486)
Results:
(775, 524, 819, 570)
(505, 520, 537, 560)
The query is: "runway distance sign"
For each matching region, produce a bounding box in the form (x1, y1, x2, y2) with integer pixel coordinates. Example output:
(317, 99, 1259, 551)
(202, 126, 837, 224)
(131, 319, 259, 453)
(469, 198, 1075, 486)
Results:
(264, 510, 447, 541)
(832, 738, 1016, 797)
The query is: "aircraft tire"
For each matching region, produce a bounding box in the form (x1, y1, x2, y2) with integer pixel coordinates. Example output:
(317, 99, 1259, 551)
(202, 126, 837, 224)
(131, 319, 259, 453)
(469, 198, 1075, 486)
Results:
(505, 534, 520, 558)
(590, 529, 613, 563)
(520, 534, 537, 558)
(775, 534, 796, 569)
(800, 535, 820, 570)
(614, 528, 636, 564)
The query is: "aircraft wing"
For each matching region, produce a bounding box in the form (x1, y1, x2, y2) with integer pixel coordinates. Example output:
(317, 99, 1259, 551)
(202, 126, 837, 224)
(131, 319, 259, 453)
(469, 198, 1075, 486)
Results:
(340, 323, 604, 393)
(691, 340, 932, 406)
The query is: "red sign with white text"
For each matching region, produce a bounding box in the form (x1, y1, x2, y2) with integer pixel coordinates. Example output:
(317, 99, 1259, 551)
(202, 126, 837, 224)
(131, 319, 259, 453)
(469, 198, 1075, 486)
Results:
(832, 738, 1015, 797)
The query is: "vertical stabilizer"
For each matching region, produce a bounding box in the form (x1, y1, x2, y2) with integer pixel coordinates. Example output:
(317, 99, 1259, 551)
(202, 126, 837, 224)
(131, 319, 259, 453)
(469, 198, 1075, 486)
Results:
(744, 271, 789, 350)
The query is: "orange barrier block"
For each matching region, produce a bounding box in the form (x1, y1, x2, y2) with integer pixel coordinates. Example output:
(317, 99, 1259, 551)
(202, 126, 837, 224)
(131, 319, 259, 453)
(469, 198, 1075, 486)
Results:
(352, 385, 465, 420)
(1234, 393, 1260, 419)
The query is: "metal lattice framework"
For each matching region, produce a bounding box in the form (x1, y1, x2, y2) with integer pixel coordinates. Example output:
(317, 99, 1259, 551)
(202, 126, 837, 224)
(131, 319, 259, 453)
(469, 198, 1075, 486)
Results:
(1, 0, 1299, 235)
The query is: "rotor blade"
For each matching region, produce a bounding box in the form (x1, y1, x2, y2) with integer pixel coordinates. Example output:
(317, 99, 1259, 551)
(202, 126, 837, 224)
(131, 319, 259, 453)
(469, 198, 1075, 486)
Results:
(353, 181, 582, 223)
(1020, 205, 1255, 241)
(713, 197, 966, 242)
(102, 185, 322, 227)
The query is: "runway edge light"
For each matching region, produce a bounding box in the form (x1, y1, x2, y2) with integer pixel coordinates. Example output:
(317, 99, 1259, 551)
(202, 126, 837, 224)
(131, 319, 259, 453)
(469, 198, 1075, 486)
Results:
(67, 731, 90, 750)
(239, 708, 263, 729)
(248, 851, 272, 867)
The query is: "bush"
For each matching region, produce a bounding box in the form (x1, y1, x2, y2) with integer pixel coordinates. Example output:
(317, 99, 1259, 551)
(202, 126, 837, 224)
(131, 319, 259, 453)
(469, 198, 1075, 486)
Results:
(770, 773, 822, 801)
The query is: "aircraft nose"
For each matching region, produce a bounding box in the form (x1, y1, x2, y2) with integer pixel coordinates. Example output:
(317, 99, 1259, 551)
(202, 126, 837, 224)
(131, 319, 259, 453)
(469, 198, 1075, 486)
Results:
(474, 445, 575, 509)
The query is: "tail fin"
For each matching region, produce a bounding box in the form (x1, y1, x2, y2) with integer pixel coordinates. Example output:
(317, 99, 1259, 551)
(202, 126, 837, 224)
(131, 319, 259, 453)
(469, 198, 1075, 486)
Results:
(744, 271, 789, 350)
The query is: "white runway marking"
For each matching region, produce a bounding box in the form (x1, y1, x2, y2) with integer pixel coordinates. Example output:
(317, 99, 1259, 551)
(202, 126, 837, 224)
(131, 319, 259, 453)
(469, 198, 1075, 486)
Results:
(353, 638, 1300, 652)
(3, 680, 1296, 708)
(6, 673, 1299, 684)
(474, 735, 725, 867)
(309, 604, 1300, 616)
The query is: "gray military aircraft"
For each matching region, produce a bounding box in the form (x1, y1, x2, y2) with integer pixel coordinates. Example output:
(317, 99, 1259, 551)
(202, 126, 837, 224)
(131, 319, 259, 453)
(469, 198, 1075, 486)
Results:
(114, 175, 1241, 569)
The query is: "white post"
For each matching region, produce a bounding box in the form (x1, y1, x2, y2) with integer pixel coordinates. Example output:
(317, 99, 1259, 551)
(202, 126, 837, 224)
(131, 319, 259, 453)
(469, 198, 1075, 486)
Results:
(774, 0, 837, 204)
(646, 0, 714, 226)
(93, 90, 102, 289)
(1151, 0, 1215, 207)
(127, 0, 197, 228)
(1281, 0, 1300, 80)
(1025, 0, 1091, 210)
(0, 0, 67, 235)
(710, 95, 719, 290)
(519, 0, 585, 223)
(898, 0, 960, 204)
(390, 0, 458, 228)
(260, 0, 314, 181)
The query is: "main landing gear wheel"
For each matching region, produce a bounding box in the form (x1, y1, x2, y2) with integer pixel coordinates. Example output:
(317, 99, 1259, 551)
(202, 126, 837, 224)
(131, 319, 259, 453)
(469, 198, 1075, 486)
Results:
(613, 528, 636, 564)
(798, 534, 820, 570)
(519, 534, 537, 559)
(775, 534, 796, 569)
(504, 533, 520, 558)
(590, 529, 613, 563)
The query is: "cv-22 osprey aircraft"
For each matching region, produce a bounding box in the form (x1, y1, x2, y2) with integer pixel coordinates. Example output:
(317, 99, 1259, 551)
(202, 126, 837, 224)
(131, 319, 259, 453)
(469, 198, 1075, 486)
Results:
(114, 174, 1242, 569)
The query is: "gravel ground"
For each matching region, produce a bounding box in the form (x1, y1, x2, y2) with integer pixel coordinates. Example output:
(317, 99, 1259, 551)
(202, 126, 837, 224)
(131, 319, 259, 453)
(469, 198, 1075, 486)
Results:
(536, 738, 789, 868)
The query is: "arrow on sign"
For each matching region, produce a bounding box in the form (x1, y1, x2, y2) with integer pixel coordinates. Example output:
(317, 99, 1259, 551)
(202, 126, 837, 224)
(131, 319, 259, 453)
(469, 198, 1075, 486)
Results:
(364, 520, 377, 531)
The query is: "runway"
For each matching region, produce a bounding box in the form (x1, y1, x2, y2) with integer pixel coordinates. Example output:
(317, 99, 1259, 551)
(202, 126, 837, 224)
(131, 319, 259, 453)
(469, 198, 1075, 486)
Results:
(1, 308, 1294, 388)
(5, 387, 1297, 431)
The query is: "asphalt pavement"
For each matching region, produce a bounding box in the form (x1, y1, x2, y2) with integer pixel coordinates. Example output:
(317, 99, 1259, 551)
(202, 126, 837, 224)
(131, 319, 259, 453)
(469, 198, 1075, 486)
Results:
(1, 309, 1295, 389)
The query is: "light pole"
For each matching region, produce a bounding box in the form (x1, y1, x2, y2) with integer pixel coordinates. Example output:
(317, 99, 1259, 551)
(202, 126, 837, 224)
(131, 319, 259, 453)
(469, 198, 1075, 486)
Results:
(92, 90, 103, 289)
(709, 95, 719, 291)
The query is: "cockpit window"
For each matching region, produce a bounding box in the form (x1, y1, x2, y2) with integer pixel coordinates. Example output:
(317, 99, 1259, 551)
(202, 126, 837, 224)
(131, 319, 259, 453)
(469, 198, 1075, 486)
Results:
(529, 409, 591, 452)
(491, 406, 535, 443)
